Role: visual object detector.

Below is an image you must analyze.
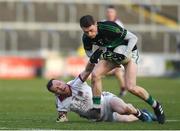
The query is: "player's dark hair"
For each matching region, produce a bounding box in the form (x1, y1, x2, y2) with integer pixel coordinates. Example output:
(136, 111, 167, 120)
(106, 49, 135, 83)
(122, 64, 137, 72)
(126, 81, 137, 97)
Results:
(46, 78, 55, 92)
(80, 15, 95, 28)
(106, 5, 115, 9)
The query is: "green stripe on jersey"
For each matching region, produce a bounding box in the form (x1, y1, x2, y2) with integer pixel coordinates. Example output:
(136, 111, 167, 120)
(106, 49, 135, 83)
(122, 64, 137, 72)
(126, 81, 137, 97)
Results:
(99, 23, 123, 33)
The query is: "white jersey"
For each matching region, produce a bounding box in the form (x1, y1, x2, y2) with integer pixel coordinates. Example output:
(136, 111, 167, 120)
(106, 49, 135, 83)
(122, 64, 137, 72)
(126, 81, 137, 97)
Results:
(101, 18, 124, 28)
(55, 76, 120, 121)
(56, 76, 93, 118)
(114, 19, 124, 28)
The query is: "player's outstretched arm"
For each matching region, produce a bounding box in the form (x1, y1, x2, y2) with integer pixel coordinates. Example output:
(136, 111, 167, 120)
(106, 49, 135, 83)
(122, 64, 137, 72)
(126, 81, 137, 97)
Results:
(123, 31, 138, 57)
(80, 49, 103, 82)
(80, 61, 95, 82)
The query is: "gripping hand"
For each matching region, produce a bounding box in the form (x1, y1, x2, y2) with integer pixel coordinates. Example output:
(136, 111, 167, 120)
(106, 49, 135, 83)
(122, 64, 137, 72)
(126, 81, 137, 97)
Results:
(112, 53, 126, 63)
(89, 49, 103, 63)
(56, 111, 68, 122)
(102, 51, 113, 61)
(102, 51, 127, 64)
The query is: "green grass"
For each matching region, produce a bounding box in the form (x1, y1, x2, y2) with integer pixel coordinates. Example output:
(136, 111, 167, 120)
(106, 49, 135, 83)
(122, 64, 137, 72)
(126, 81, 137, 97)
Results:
(0, 77, 180, 130)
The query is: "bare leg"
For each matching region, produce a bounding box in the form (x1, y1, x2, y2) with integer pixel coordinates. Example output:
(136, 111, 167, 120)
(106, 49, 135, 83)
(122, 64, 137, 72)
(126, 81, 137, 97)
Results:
(109, 97, 137, 115)
(123, 60, 149, 100)
(88, 60, 116, 119)
(113, 112, 138, 122)
(91, 60, 116, 98)
(113, 68, 125, 88)
(107, 67, 126, 97)
(113, 68, 127, 97)
(123, 60, 165, 124)
(109, 96, 151, 122)
(107, 67, 125, 88)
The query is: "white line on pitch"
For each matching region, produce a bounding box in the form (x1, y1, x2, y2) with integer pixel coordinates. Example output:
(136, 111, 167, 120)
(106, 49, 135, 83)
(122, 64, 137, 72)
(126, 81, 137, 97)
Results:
(166, 119, 180, 122)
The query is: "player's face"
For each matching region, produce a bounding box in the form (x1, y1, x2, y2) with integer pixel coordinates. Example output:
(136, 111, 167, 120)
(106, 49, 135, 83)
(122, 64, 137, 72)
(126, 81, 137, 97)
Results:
(50, 80, 69, 95)
(106, 8, 117, 21)
(82, 24, 98, 39)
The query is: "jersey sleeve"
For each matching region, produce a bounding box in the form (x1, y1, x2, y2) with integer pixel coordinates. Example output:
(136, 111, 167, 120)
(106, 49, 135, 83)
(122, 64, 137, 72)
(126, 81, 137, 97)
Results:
(82, 34, 93, 57)
(56, 96, 71, 112)
(85, 50, 93, 57)
(69, 75, 85, 88)
(123, 30, 138, 57)
(115, 19, 124, 28)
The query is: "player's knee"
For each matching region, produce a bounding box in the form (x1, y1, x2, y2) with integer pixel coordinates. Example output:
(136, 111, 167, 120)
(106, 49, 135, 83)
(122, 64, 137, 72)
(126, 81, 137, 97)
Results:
(118, 104, 131, 114)
(91, 71, 102, 80)
(125, 84, 135, 92)
(125, 83, 136, 93)
(128, 87, 139, 95)
(125, 104, 134, 113)
(114, 68, 121, 74)
(91, 72, 101, 81)
(123, 105, 129, 113)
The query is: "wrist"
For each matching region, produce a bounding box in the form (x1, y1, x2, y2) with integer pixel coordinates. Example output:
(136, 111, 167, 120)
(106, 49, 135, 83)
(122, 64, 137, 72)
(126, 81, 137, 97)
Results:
(56, 111, 68, 122)
(58, 111, 67, 116)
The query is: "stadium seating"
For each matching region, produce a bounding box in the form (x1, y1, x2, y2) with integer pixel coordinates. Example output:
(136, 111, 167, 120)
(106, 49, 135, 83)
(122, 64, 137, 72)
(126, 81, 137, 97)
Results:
(0, 0, 179, 56)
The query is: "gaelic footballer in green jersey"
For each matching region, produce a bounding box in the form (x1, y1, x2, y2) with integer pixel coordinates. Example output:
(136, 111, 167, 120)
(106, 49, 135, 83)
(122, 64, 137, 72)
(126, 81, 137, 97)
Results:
(80, 15, 165, 124)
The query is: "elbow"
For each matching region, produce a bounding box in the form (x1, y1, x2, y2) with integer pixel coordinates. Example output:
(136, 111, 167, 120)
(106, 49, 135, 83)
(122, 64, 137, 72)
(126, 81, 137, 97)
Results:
(126, 31, 138, 44)
(132, 34, 138, 43)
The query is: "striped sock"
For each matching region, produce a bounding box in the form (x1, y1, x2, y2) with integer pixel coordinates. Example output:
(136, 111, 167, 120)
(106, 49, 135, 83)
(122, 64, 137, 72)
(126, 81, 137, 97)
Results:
(146, 95, 157, 108)
(92, 96, 101, 108)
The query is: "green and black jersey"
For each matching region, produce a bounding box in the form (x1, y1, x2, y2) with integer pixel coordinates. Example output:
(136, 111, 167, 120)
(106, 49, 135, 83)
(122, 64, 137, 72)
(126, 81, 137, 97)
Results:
(82, 21, 137, 55)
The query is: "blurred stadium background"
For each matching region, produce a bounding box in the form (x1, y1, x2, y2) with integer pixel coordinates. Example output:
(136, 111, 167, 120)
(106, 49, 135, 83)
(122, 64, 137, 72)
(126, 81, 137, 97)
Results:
(0, 0, 180, 79)
(0, 0, 180, 130)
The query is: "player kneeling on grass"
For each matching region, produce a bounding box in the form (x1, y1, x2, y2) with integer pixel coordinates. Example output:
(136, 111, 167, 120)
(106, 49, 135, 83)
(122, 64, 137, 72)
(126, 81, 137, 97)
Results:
(46, 49, 156, 122)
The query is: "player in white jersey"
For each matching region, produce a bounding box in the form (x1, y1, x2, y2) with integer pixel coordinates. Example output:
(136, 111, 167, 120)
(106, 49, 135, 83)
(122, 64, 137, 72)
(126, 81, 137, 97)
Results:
(46, 49, 156, 123)
(105, 5, 126, 97)
(105, 5, 124, 27)
(47, 68, 156, 123)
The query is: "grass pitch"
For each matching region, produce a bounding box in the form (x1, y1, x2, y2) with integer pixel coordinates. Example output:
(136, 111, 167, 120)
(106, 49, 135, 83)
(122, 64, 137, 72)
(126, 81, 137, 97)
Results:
(0, 77, 180, 130)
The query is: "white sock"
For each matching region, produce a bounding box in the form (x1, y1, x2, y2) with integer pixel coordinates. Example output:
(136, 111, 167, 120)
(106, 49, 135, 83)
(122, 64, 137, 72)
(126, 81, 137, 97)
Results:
(93, 104, 101, 109)
(152, 101, 157, 108)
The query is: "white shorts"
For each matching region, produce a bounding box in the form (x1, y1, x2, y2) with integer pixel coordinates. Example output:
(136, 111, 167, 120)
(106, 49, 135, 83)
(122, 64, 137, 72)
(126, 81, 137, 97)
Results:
(113, 45, 140, 64)
(100, 92, 116, 121)
(131, 49, 140, 64)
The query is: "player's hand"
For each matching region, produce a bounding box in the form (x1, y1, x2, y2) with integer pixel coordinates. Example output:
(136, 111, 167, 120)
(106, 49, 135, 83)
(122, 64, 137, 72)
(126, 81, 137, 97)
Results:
(102, 51, 128, 64)
(90, 49, 103, 63)
(112, 53, 126, 61)
(102, 51, 113, 61)
(102, 51, 126, 61)
(56, 112, 68, 122)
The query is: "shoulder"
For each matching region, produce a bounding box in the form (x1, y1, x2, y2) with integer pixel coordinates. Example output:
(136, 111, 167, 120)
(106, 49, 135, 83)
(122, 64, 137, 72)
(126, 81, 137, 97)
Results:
(82, 34, 90, 44)
(82, 34, 89, 42)
(82, 34, 93, 50)
(98, 21, 118, 27)
(97, 21, 123, 33)
(115, 19, 124, 28)
(67, 80, 75, 86)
